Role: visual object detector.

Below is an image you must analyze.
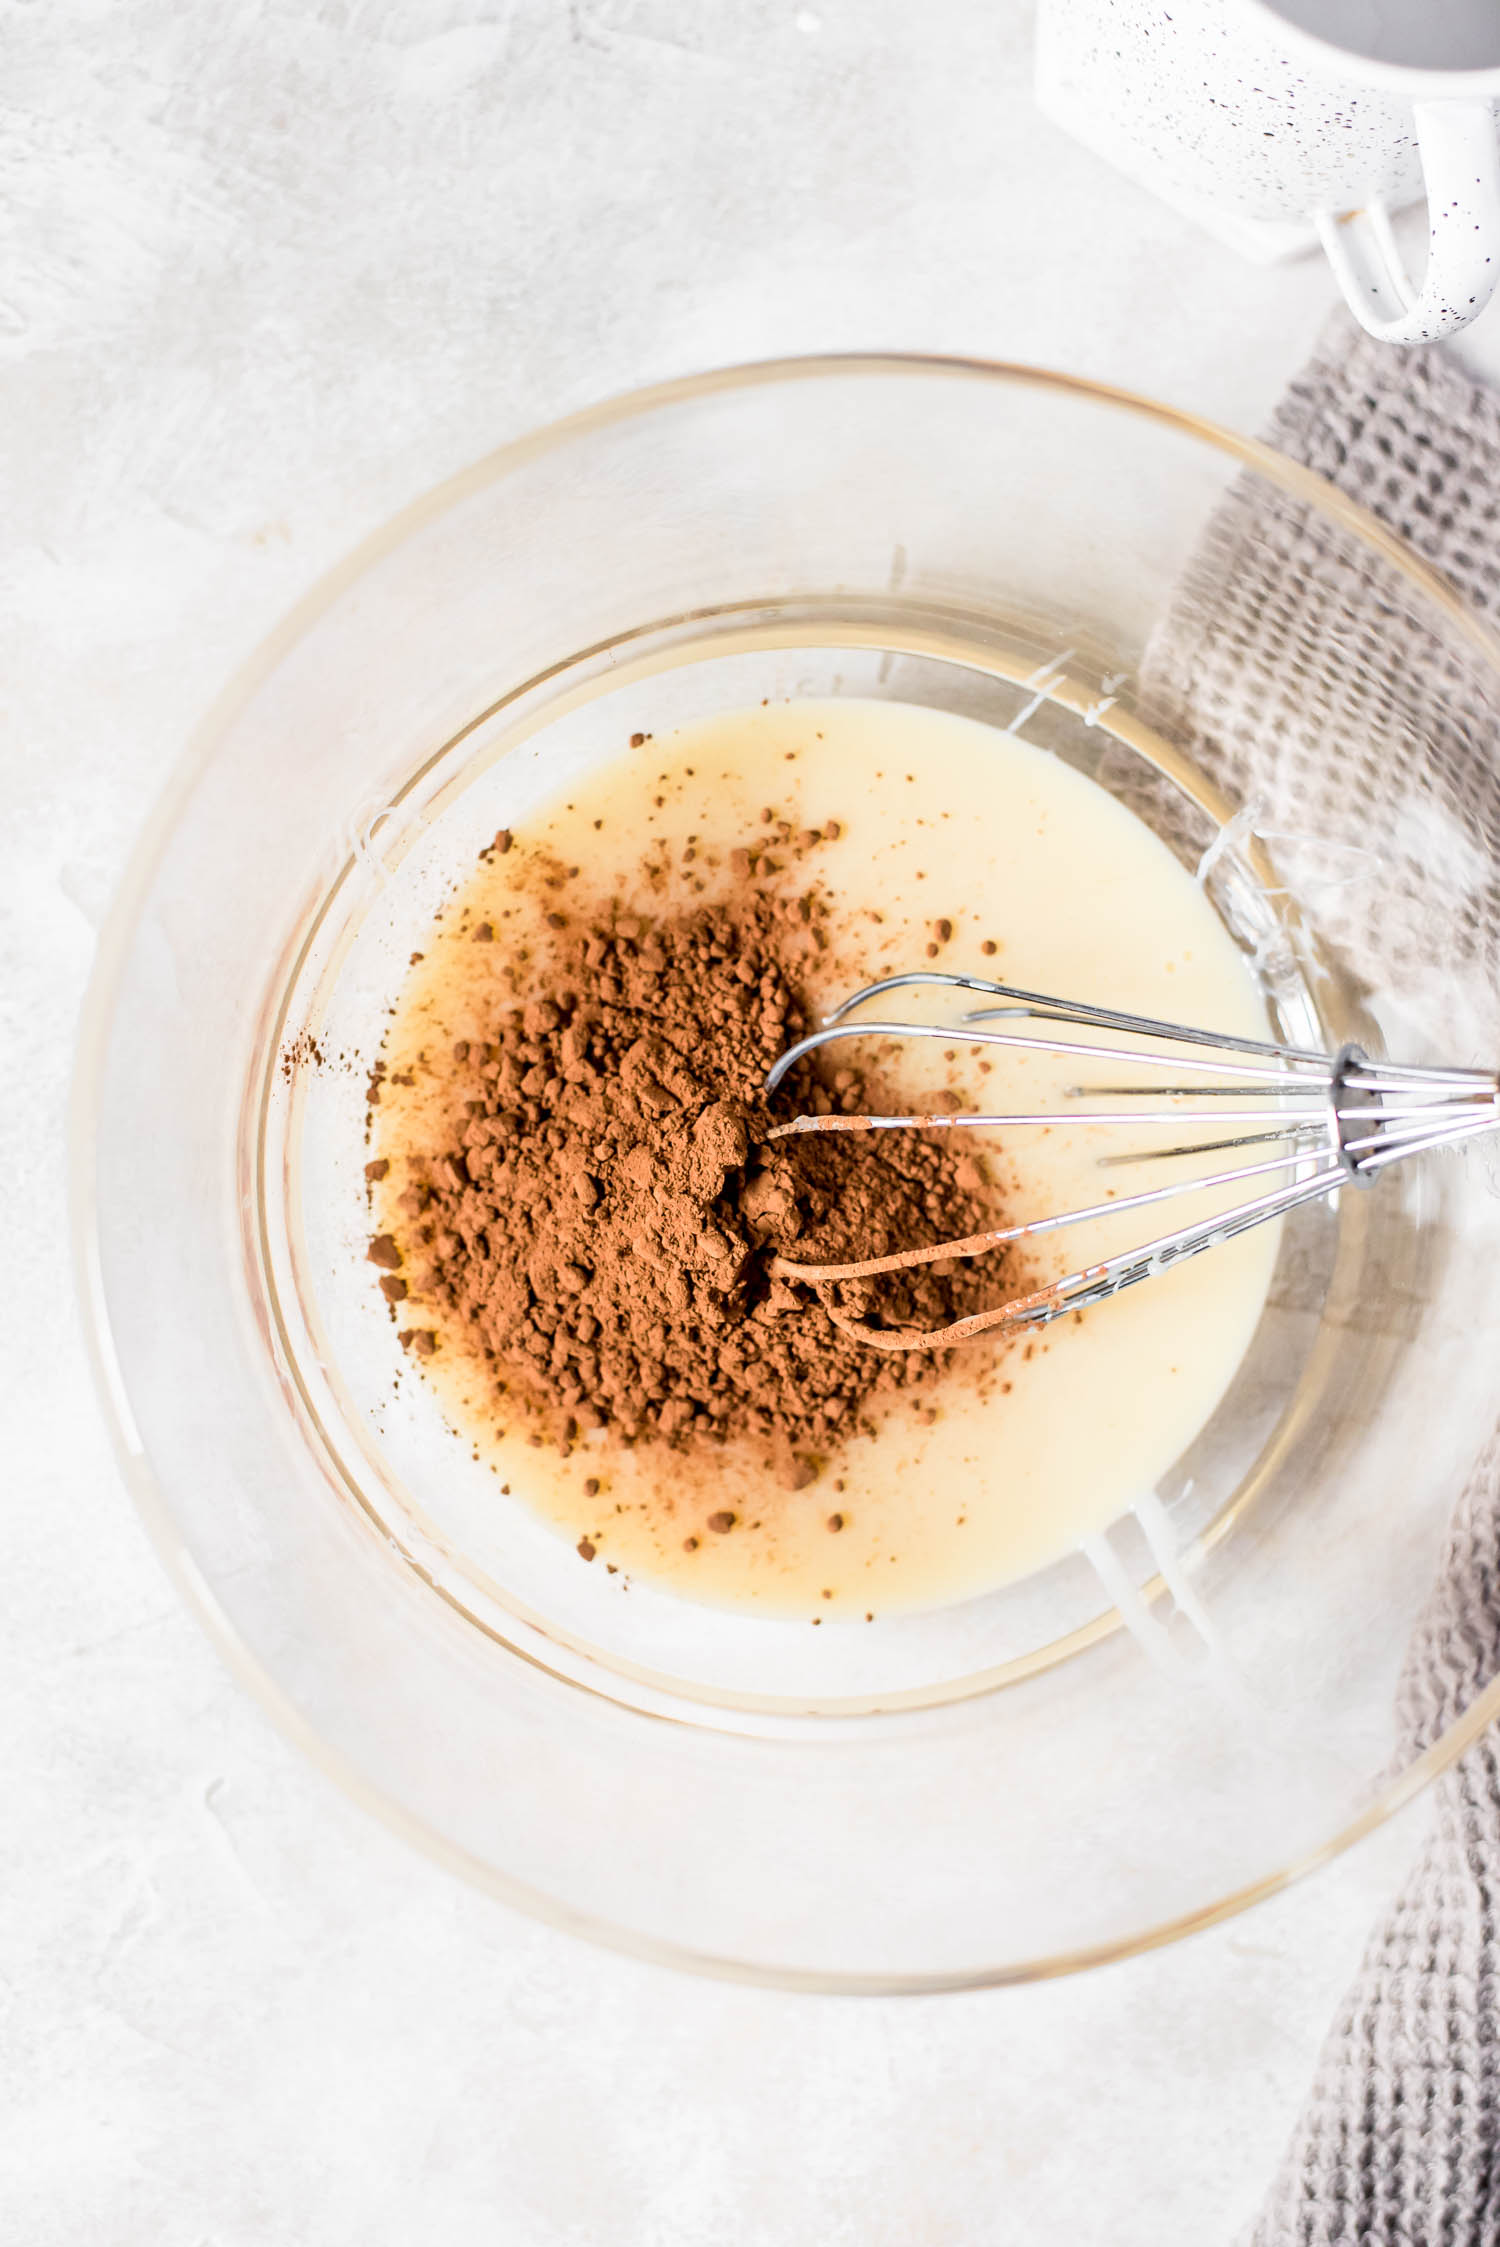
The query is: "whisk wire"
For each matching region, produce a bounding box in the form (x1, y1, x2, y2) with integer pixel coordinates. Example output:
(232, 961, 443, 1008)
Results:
(764, 972, 1499, 1344)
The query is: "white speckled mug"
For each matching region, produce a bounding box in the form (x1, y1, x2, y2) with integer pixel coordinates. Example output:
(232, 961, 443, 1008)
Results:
(1036, 0, 1500, 344)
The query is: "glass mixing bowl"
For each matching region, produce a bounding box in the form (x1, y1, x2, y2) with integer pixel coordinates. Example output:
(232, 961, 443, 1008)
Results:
(73, 357, 1500, 1990)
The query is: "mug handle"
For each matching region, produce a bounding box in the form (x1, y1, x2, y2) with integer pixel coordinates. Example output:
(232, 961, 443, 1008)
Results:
(1316, 97, 1500, 345)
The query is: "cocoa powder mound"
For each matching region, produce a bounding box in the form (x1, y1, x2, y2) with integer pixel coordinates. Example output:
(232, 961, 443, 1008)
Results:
(377, 888, 1014, 1484)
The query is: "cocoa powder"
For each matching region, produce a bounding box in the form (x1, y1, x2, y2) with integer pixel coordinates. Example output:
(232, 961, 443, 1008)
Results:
(375, 884, 1015, 1486)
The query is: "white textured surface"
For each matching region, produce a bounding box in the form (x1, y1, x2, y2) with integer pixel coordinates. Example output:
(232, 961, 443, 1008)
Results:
(4, 4, 1488, 2241)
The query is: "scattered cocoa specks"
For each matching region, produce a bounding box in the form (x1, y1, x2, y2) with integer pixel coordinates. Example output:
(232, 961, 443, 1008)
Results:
(494, 829, 513, 854)
(980, 940, 998, 957)
(473, 923, 494, 943)
(683, 1535, 699, 1552)
(707, 1510, 736, 1534)
(583, 1476, 600, 1497)
(367, 1234, 402, 1269)
(380, 1276, 407, 1303)
(365, 1158, 389, 1183)
(577, 1537, 596, 1561)
(826, 1512, 844, 1532)
(280, 1030, 326, 1080)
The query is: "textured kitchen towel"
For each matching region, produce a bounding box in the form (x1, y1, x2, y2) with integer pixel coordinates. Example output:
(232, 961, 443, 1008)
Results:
(1142, 315, 1500, 2247)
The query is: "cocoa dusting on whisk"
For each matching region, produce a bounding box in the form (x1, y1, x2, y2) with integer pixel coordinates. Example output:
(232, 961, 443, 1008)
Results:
(370, 856, 1018, 1489)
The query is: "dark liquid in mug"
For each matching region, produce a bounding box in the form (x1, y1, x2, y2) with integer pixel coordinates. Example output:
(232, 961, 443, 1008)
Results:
(1261, 0, 1500, 72)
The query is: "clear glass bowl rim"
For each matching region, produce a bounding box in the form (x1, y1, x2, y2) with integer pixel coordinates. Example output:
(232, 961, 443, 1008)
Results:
(69, 351, 1500, 1992)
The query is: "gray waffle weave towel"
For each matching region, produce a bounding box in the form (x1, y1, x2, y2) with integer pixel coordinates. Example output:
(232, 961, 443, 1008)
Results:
(1142, 317, 1500, 2247)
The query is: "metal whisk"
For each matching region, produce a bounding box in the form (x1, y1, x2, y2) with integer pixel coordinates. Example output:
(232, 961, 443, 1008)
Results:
(762, 972, 1500, 1350)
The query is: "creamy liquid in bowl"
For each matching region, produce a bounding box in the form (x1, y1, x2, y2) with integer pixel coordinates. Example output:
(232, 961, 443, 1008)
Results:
(370, 699, 1279, 1619)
